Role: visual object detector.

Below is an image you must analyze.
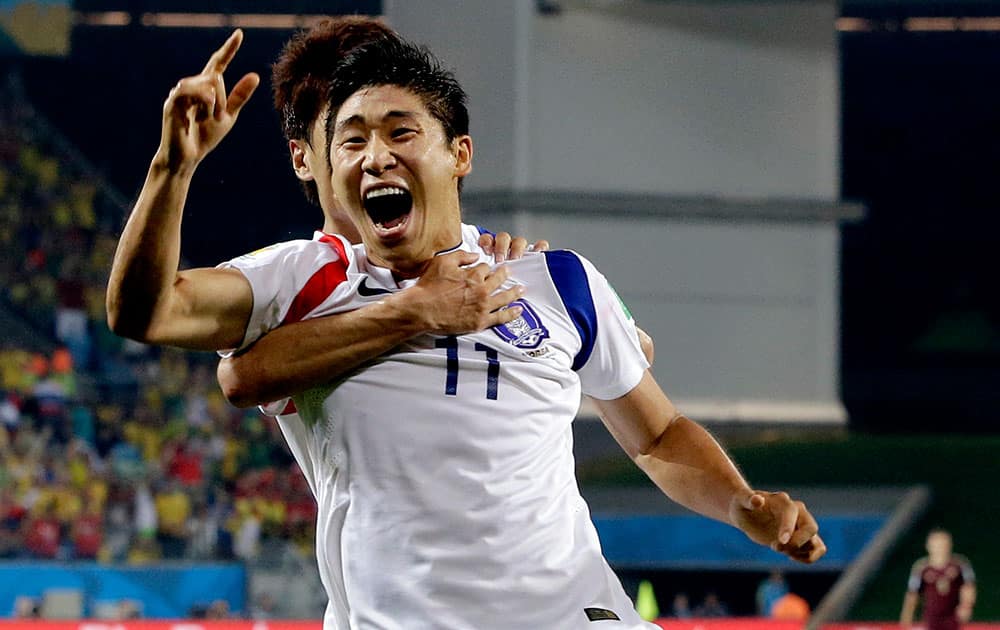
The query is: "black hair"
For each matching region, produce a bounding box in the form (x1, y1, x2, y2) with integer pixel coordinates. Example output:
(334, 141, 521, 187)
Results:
(271, 17, 398, 206)
(324, 36, 470, 155)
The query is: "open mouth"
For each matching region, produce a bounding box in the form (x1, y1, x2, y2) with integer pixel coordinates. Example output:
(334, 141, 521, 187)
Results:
(363, 186, 413, 234)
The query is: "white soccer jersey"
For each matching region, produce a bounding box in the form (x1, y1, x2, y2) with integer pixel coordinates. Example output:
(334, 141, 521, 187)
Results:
(221, 224, 654, 630)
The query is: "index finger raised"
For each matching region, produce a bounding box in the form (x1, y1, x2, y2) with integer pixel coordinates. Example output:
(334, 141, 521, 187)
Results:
(202, 29, 243, 75)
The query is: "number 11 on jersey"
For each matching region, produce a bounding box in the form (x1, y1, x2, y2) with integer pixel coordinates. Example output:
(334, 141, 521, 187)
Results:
(434, 335, 500, 400)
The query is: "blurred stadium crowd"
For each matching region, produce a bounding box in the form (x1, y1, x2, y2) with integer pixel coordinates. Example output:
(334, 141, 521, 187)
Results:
(0, 71, 317, 567)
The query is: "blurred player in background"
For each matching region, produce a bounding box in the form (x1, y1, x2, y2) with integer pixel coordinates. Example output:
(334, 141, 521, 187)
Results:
(901, 528, 976, 630)
(212, 32, 825, 628)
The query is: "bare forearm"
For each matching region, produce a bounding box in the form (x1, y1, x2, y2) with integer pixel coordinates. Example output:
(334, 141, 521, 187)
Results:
(107, 156, 192, 339)
(959, 583, 976, 621)
(218, 293, 427, 407)
(635, 416, 751, 524)
(960, 583, 976, 606)
(594, 372, 825, 564)
(900, 592, 918, 625)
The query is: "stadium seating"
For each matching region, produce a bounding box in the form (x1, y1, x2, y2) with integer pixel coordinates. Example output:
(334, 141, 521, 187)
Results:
(0, 70, 316, 619)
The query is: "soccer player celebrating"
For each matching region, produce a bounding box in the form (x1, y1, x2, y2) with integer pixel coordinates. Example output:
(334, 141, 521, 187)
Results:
(208, 34, 826, 629)
(901, 529, 976, 630)
(102, 19, 626, 627)
(107, 21, 538, 368)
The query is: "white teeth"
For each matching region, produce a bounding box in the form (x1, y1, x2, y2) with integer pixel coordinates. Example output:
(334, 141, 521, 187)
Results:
(365, 186, 408, 200)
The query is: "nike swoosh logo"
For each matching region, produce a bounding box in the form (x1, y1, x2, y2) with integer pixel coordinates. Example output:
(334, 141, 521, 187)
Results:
(357, 277, 394, 297)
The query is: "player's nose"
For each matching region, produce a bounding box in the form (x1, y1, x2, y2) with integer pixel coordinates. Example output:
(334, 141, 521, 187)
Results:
(362, 135, 396, 175)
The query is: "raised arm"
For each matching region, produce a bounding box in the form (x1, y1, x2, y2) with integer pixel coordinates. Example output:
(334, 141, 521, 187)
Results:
(218, 249, 526, 407)
(593, 372, 826, 564)
(106, 30, 260, 350)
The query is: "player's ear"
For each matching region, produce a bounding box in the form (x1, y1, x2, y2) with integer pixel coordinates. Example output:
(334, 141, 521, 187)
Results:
(452, 135, 473, 178)
(289, 139, 315, 182)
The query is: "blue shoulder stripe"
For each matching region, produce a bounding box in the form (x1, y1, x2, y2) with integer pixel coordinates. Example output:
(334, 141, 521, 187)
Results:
(544, 250, 597, 371)
(475, 225, 495, 237)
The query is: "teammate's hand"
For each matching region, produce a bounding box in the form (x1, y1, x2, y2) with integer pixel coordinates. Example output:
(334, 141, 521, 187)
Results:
(478, 232, 550, 263)
(730, 491, 826, 564)
(157, 29, 260, 171)
(408, 251, 525, 334)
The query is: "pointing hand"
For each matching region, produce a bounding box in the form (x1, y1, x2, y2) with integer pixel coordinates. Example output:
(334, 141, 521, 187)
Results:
(157, 29, 260, 171)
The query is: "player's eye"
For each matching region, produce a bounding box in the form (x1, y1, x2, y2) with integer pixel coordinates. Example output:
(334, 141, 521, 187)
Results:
(391, 128, 416, 140)
(339, 136, 366, 149)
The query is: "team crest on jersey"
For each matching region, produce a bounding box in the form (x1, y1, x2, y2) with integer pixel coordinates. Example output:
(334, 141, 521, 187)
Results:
(493, 299, 549, 350)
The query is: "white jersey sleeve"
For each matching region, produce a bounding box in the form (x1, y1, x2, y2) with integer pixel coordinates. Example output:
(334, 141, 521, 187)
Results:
(215, 234, 353, 357)
(906, 558, 926, 592)
(955, 554, 976, 583)
(544, 250, 649, 400)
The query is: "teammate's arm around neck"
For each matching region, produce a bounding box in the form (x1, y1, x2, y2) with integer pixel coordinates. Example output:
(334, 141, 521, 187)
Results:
(218, 249, 525, 407)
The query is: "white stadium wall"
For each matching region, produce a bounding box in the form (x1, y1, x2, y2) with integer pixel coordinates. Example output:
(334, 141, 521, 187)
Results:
(526, 1, 839, 197)
(386, 0, 849, 423)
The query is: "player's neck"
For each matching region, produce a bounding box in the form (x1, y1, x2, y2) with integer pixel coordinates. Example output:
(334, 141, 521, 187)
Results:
(323, 214, 362, 245)
(929, 554, 950, 567)
(375, 222, 464, 281)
